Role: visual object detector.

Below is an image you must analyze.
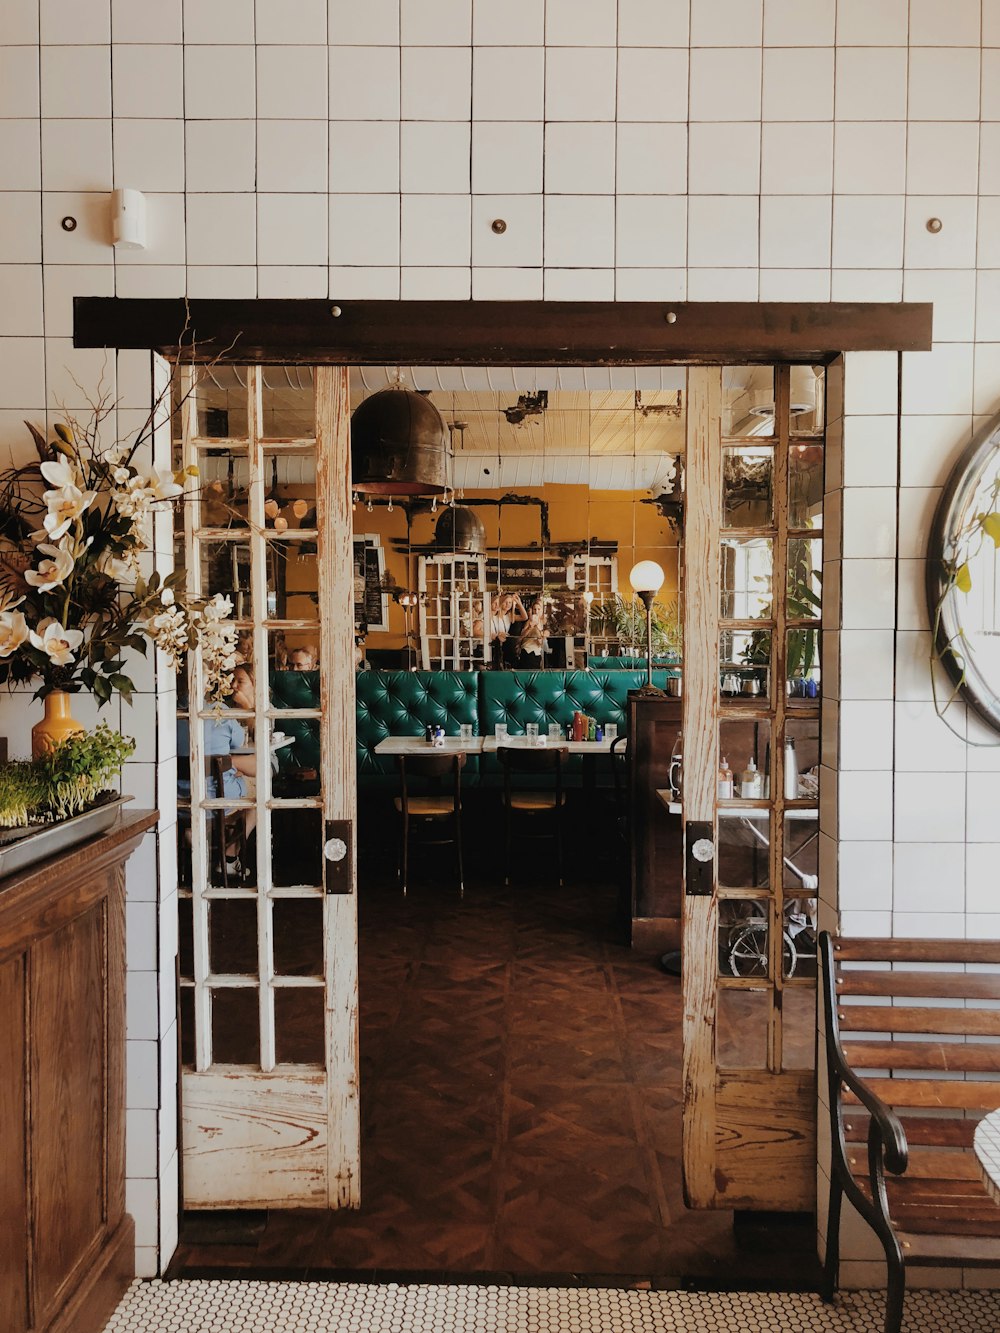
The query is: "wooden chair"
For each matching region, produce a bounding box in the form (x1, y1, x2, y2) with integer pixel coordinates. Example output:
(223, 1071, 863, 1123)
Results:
(497, 745, 569, 887)
(209, 756, 249, 888)
(394, 752, 466, 896)
(819, 931, 1000, 1333)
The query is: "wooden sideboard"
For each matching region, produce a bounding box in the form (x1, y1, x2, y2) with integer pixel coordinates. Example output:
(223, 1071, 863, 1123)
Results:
(627, 692, 683, 953)
(0, 808, 158, 1333)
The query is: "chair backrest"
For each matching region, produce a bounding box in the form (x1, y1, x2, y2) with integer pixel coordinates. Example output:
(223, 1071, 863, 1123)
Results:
(496, 745, 567, 775)
(396, 751, 466, 813)
(610, 733, 628, 815)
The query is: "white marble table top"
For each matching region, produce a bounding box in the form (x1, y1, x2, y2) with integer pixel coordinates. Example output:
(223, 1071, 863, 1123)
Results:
(374, 735, 484, 755)
(482, 735, 623, 754)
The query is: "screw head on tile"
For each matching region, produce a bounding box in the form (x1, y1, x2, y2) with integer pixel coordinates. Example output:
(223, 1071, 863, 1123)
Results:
(926, 217, 943, 233)
(491, 218, 507, 234)
(61, 216, 77, 232)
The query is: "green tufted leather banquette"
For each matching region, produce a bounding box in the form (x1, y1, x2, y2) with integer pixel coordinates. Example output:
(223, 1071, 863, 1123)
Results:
(356, 670, 479, 779)
(587, 655, 680, 672)
(270, 669, 322, 773)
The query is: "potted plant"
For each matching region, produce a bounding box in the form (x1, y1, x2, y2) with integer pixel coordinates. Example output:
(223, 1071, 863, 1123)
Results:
(0, 409, 237, 756)
(591, 593, 682, 661)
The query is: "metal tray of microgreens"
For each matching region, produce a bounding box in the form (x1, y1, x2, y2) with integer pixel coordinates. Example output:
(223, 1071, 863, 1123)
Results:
(0, 794, 133, 880)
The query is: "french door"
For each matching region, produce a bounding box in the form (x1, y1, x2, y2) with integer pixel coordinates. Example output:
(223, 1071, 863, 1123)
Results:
(176, 366, 359, 1208)
(681, 365, 824, 1210)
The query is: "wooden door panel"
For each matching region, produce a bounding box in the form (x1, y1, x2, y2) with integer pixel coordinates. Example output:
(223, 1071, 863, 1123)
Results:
(714, 1071, 816, 1209)
(0, 956, 29, 1333)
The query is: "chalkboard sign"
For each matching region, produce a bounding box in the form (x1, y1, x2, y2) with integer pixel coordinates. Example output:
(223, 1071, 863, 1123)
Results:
(353, 535, 387, 632)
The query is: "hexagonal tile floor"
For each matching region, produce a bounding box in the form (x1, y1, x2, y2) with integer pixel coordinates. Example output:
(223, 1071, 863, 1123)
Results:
(102, 1280, 1000, 1332)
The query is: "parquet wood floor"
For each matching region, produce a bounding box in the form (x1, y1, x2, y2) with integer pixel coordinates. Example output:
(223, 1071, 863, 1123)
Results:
(171, 830, 821, 1287)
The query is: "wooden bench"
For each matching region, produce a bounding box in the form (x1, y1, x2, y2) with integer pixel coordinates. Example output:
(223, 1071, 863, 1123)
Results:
(819, 932, 1000, 1333)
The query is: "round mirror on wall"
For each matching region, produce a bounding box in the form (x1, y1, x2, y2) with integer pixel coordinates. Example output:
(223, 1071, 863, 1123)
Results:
(927, 415, 1000, 732)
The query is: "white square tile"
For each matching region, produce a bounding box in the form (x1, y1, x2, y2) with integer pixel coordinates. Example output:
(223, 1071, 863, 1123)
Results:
(400, 266, 471, 299)
(893, 843, 966, 913)
(618, 0, 689, 45)
(764, 0, 835, 45)
(894, 628, 948, 704)
(832, 196, 904, 269)
(757, 269, 831, 300)
(896, 483, 943, 557)
(979, 197, 1000, 268)
(839, 630, 895, 700)
(333, 0, 399, 43)
(472, 122, 542, 194)
(837, 770, 893, 840)
(256, 46, 328, 119)
(967, 844, 1000, 912)
(40, 191, 110, 262)
(543, 267, 614, 300)
(125, 1108, 158, 1179)
(126, 898, 158, 971)
(126, 969, 159, 1041)
(841, 488, 896, 559)
(329, 46, 400, 120)
(400, 0, 472, 44)
(836, 0, 907, 44)
(183, 0, 254, 43)
(687, 196, 759, 268)
(759, 195, 831, 268)
(471, 266, 543, 300)
(112, 0, 181, 42)
(907, 48, 981, 121)
(839, 700, 894, 770)
(114, 265, 184, 298)
(115, 192, 185, 265)
(0, 48, 40, 116)
(40, 119, 111, 192)
(840, 557, 895, 629)
(184, 46, 255, 118)
(980, 123, 1000, 195)
(186, 193, 255, 266)
(616, 123, 687, 195)
(686, 267, 759, 300)
(760, 122, 833, 195)
(258, 194, 327, 266)
(4, 0, 39, 42)
(617, 48, 688, 121)
(688, 123, 760, 195)
(841, 415, 897, 487)
(473, 0, 545, 44)
(689, 48, 761, 121)
(834, 48, 907, 121)
(544, 195, 615, 268)
(902, 343, 974, 416)
(329, 265, 400, 298)
(127, 1038, 159, 1110)
(41, 45, 111, 117)
(0, 337, 44, 407)
(185, 120, 255, 191)
(837, 840, 893, 913)
(895, 772, 967, 844)
(401, 47, 472, 120)
(762, 47, 834, 122)
(895, 699, 968, 772)
(472, 196, 542, 266)
(257, 119, 327, 193)
(330, 121, 399, 193)
(984, 50, 1000, 120)
(0, 265, 43, 336)
(966, 772, 1000, 842)
(41, 0, 109, 43)
(400, 194, 470, 266)
(910, 0, 980, 45)
(546, 48, 616, 121)
(985, 3, 1000, 45)
(833, 122, 906, 195)
(330, 195, 400, 266)
(899, 414, 972, 489)
(906, 122, 980, 195)
(473, 47, 544, 121)
(976, 273, 1000, 344)
(113, 120, 184, 192)
(614, 268, 687, 300)
(546, 0, 616, 44)
(831, 268, 904, 301)
(896, 558, 930, 632)
(0, 121, 40, 189)
(256, 0, 326, 43)
(113, 45, 183, 118)
(544, 123, 616, 194)
(401, 122, 470, 194)
(904, 196, 977, 270)
(689, 0, 762, 45)
(615, 196, 686, 268)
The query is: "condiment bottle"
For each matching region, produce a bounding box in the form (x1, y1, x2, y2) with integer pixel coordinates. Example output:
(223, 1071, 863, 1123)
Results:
(718, 757, 734, 800)
(739, 757, 762, 799)
(784, 736, 799, 800)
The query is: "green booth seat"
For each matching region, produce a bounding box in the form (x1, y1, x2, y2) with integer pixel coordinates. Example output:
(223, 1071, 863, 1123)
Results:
(587, 655, 681, 672)
(356, 669, 480, 785)
(269, 670, 322, 793)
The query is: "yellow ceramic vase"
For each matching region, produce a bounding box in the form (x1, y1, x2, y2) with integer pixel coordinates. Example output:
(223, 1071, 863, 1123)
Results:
(31, 689, 85, 759)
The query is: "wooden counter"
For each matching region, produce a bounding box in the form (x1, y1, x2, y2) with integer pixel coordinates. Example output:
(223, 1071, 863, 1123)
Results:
(0, 807, 159, 1333)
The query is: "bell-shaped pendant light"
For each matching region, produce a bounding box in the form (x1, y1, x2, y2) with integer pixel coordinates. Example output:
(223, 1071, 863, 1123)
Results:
(351, 387, 449, 496)
(434, 503, 485, 553)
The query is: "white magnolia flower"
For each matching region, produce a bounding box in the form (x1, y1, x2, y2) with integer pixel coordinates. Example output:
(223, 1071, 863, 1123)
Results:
(112, 466, 132, 486)
(24, 542, 75, 592)
(40, 459, 79, 490)
(161, 587, 175, 606)
(0, 610, 29, 657)
(96, 548, 137, 583)
(42, 483, 97, 540)
(146, 468, 184, 502)
(29, 618, 84, 666)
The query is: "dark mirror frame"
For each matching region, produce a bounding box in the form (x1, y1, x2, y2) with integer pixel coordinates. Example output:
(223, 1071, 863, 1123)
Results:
(927, 414, 1000, 733)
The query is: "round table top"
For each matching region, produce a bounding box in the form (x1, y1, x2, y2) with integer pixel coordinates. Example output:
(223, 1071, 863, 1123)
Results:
(974, 1108, 1000, 1206)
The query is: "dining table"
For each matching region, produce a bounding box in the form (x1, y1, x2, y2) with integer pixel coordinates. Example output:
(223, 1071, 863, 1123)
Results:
(374, 735, 485, 755)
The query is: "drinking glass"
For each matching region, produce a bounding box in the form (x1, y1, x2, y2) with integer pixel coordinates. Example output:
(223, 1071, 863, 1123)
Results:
(548, 722, 562, 740)
(604, 722, 618, 741)
(526, 723, 539, 743)
(459, 723, 473, 742)
(495, 723, 508, 742)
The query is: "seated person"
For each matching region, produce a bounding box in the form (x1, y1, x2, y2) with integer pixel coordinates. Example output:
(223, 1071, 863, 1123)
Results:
(489, 591, 527, 668)
(516, 597, 550, 664)
(177, 682, 258, 877)
(289, 644, 318, 671)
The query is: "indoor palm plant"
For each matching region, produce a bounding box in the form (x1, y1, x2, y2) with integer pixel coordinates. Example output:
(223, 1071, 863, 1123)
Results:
(0, 410, 236, 756)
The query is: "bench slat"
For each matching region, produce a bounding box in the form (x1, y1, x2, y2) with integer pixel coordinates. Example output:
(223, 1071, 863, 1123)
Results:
(897, 1234, 1000, 1264)
(836, 1005, 1000, 1037)
(842, 1113, 977, 1148)
(847, 1148, 983, 1181)
(841, 1039, 1000, 1074)
(836, 970, 1000, 1000)
(833, 939, 1000, 964)
(842, 1078, 1000, 1111)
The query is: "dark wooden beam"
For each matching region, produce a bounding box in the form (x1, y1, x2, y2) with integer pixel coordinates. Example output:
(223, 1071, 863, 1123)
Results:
(74, 298, 932, 365)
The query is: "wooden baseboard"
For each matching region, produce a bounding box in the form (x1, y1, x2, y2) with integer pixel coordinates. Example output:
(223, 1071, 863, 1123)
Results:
(49, 1215, 135, 1333)
(631, 917, 681, 954)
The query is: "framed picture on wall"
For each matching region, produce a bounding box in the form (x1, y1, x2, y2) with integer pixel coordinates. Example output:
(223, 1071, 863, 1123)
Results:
(353, 534, 388, 633)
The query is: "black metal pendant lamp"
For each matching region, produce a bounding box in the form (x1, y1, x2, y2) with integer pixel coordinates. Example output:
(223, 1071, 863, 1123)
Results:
(350, 387, 449, 496)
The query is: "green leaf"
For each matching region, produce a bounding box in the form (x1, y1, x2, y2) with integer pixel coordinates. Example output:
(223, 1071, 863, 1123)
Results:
(982, 513, 1000, 547)
(956, 562, 973, 594)
(109, 673, 134, 699)
(92, 676, 112, 704)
